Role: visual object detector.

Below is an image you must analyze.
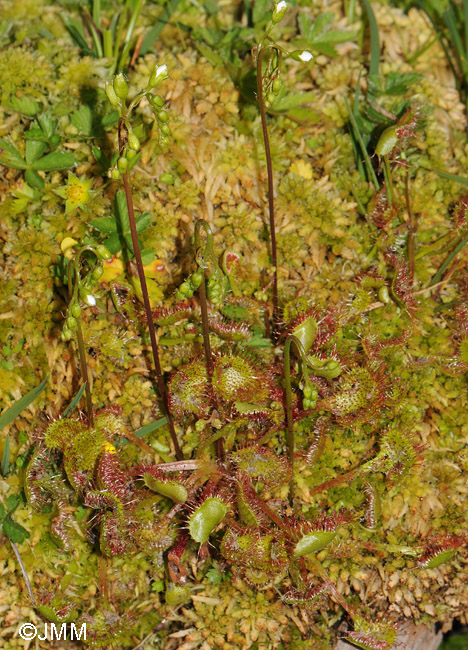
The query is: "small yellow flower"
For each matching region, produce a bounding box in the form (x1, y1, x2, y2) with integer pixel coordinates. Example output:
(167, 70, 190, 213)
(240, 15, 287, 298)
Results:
(60, 237, 79, 259)
(289, 160, 314, 180)
(102, 441, 117, 454)
(55, 172, 93, 214)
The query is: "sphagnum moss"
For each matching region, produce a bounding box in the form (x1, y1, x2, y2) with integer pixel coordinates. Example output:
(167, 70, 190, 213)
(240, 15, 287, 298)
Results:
(3, 0, 468, 648)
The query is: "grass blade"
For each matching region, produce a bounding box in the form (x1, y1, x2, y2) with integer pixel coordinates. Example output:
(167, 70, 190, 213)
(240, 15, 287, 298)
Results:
(140, 0, 181, 55)
(134, 417, 168, 438)
(344, 97, 379, 189)
(423, 166, 468, 187)
(63, 383, 87, 417)
(1, 435, 10, 476)
(361, 0, 380, 78)
(0, 376, 48, 431)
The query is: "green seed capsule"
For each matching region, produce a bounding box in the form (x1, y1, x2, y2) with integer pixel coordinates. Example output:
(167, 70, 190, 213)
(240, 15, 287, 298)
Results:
(66, 315, 77, 330)
(96, 245, 111, 261)
(61, 328, 73, 342)
(126, 149, 137, 160)
(159, 123, 171, 135)
(191, 270, 204, 288)
(92, 265, 103, 281)
(113, 72, 129, 101)
(179, 281, 192, 296)
(159, 134, 170, 146)
(128, 132, 140, 151)
(105, 81, 120, 108)
(272, 78, 282, 93)
(70, 303, 81, 318)
(109, 167, 121, 180)
(117, 156, 128, 172)
(267, 92, 275, 105)
(157, 109, 169, 123)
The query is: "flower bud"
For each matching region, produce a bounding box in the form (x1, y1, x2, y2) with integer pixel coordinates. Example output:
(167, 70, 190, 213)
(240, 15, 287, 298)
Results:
(272, 0, 288, 23)
(105, 81, 120, 108)
(149, 64, 169, 88)
(109, 167, 121, 180)
(290, 50, 314, 62)
(157, 109, 169, 123)
(66, 315, 78, 330)
(70, 303, 81, 319)
(113, 72, 129, 100)
(149, 94, 165, 109)
(61, 328, 73, 342)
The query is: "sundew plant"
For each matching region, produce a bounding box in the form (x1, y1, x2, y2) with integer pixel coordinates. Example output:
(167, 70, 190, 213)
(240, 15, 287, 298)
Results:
(2, 0, 468, 649)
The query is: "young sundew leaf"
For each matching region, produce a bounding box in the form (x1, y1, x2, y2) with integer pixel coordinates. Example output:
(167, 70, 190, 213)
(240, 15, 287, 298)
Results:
(0, 376, 49, 430)
(188, 497, 228, 544)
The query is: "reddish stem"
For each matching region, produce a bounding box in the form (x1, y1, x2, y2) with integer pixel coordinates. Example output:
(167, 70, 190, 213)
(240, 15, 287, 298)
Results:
(122, 171, 183, 460)
(256, 47, 279, 334)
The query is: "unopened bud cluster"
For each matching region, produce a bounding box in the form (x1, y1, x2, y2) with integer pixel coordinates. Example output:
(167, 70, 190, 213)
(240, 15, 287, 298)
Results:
(61, 245, 111, 342)
(148, 93, 171, 148)
(175, 270, 204, 301)
(108, 124, 141, 180)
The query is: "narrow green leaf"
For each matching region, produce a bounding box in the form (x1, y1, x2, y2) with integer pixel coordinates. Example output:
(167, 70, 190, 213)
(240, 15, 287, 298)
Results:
(0, 504, 5, 520)
(115, 190, 130, 233)
(5, 494, 18, 512)
(140, 0, 181, 55)
(0, 139, 26, 169)
(1, 435, 10, 477)
(135, 211, 152, 233)
(101, 110, 119, 127)
(361, 0, 380, 79)
(141, 249, 156, 266)
(0, 376, 49, 430)
(31, 152, 76, 171)
(253, 0, 269, 24)
(37, 113, 57, 140)
(423, 166, 468, 187)
(134, 418, 168, 438)
(2, 517, 30, 544)
(344, 97, 379, 190)
(90, 217, 118, 234)
(63, 384, 87, 417)
(25, 140, 48, 165)
(24, 169, 45, 190)
(9, 96, 40, 116)
(104, 233, 122, 254)
(70, 105, 94, 136)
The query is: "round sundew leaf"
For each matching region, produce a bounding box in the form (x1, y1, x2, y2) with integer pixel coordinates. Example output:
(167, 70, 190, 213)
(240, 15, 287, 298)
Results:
(424, 548, 455, 569)
(143, 474, 188, 503)
(188, 497, 228, 544)
(291, 316, 317, 352)
(293, 530, 336, 557)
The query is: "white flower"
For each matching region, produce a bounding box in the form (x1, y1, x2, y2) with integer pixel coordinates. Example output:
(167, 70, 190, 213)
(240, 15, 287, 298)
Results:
(272, 0, 288, 23)
(298, 50, 313, 62)
(84, 294, 96, 307)
(149, 64, 169, 88)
